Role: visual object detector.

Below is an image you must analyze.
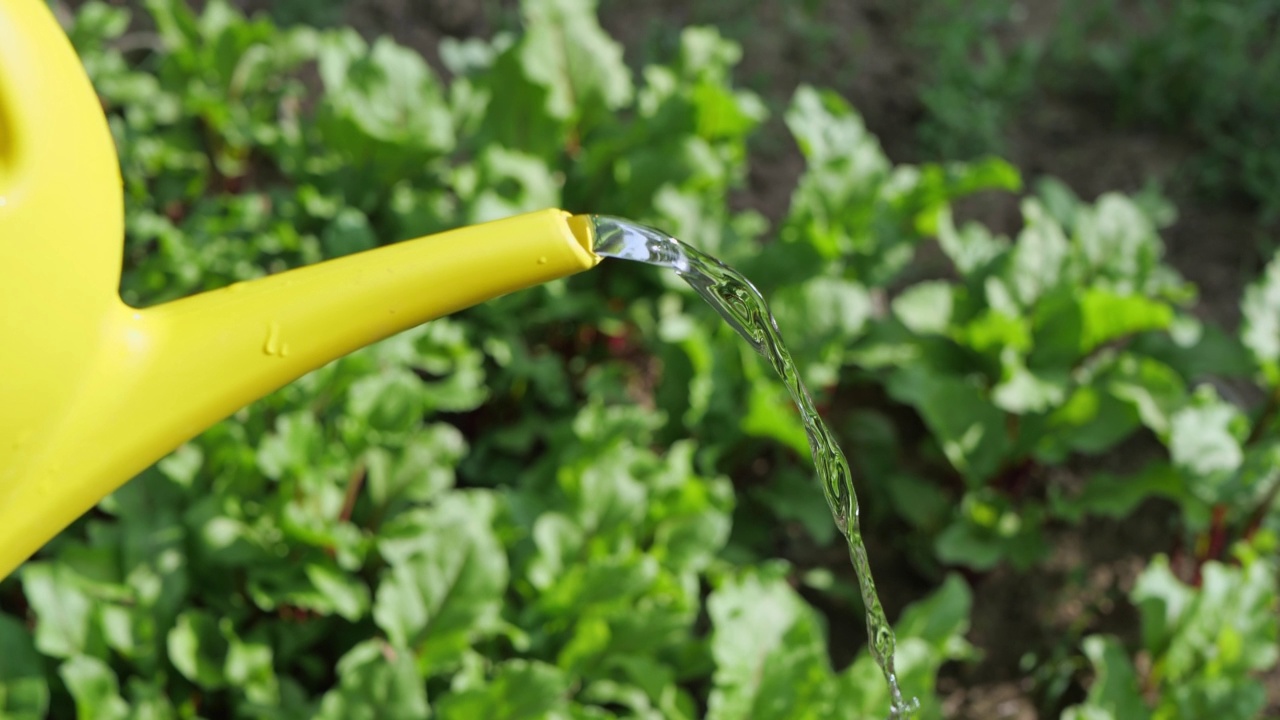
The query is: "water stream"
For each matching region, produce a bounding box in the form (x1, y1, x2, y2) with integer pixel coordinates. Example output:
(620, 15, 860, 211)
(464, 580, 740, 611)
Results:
(590, 216, 915, 718)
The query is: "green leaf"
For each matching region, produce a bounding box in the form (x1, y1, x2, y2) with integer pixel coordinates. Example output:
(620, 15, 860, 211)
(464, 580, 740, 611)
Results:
(934, 495, 1047, 570)
(435, 660, 571, 719)
(1106, 354, 1187, 438)
(304, 563, 372, 621)
(1008, 198, 1070, 305)
(892, 281, 954, 336)
(0, 614, 49, 720)
(1130, 554, 1278, 719)
(373, 493, 508, 673)
(321, 206, 376, 258)
(21, 563, 96, 659)
(769, 276, 871, 387)
(257, 411, 325, 479)
(518, 0, 633, 121)
(751, 468, 838, 545)
(465, 146, 562, 222)
(894, 573, 972, 649)
(992, 354, 1068, 415)
(346, 368, 428, 434)
(1168, 386, 1246, 485)
(786, 85, 888, 174)
(887, 366, 1011, 484)
(317, 31, 454, 152)
(59, 656, 130, 720)
(1134, 315, 1256, 381)
(573, 451, 649, 535)
(1241, 249, 1280, 386)
(888, 574, 974, 713)
(1073, 193, 1164, 293)
(1051, 463, 1196, 523)
(316, 640, 428, 720)
(741, 377, 810, 456)
(706, 567, 837, 720)
(365, 423, 466, 508)
(955, 308, 1031, 357)
(935, 207, 1008, 276)
(69, 1, 131, 47)
(225, 633, 279, 706)
(166, 610, 228, 689)
(1031, 385, 1141, 461)
(884, 471, 952, 531)
(1060, 636, 1152, 720)
(1031, 288, 1174, 367)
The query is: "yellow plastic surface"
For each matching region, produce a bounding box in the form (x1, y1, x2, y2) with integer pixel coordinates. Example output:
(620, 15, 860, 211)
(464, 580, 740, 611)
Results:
(0, 0, 599, 579)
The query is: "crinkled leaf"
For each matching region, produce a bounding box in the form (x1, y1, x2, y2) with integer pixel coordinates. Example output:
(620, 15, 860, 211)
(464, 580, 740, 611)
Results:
(518, 0, 633, 120)
(315, 640, 428, 720)
(706, 567, 837, 719)
(317, 31, 454, 152)
(1008, 198, 1070, 306)
(1131, 555, 1278, 719)
(21, 563, 96, 659)
(435, 660, 571, 719)
(346, 368, 428, 435)
(770, 276, 871, 387)
(225, 633, 279, 706)
(892, 281, 953, 336)
(887, 366, 1011, 484)
(1073, 193, 1163, 293)
(992, 355, 1068, 415)
(373, 493, 508, 673)
(1168, 386, 1246, 486)
(935, 208, 1008, 276)
(365, 423, 466, 508)
(304, 563, 372, 621)
(1106, 354, 1187, 438)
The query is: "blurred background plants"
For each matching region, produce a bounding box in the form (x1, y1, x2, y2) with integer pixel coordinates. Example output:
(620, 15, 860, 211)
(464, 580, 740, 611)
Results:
(1, 0, 1277, 717)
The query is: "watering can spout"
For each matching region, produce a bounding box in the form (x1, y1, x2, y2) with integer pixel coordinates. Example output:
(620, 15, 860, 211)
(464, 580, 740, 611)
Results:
(0, 0, 600, 579)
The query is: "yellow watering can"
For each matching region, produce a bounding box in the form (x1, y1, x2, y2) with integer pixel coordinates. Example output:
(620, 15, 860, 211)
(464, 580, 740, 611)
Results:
(0, 0, 600, 579)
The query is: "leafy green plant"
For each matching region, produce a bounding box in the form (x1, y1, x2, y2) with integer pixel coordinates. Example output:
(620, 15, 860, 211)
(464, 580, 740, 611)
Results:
(909, 0, 1041, 160)
(4, 0, 1278, 717)
(1053, 0, 1280, 219)
(0, 0, 982, 717)
(1063, 538, 1279, 720)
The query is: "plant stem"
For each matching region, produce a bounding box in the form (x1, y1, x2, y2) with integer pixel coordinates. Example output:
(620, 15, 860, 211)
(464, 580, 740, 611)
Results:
(339, 460, 366, 524)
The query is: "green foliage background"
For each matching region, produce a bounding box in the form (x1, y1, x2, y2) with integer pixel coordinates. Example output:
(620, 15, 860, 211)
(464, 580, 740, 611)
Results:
(2, 0, 1278, 718)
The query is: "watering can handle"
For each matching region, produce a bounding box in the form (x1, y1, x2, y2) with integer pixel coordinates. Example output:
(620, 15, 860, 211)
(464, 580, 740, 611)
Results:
(0, 0, 600, 580)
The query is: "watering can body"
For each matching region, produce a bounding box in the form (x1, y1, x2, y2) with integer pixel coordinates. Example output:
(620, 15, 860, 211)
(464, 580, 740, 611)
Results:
(0, 0, 598, 579)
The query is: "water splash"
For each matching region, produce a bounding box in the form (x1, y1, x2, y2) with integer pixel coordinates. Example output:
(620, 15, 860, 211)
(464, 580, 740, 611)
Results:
(592, 216, 916, 718)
